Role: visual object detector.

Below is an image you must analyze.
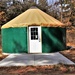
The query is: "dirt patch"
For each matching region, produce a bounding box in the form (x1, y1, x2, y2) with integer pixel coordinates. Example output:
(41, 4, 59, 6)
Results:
(60, 26, 75, 63)
(0, 65, 75, 75)
(0, 49, 8, 61)
(66, 26, 75, 46)
(0, 34, 8, 60)
(0, 55, 8, 61)
(60, 49, 75, 63)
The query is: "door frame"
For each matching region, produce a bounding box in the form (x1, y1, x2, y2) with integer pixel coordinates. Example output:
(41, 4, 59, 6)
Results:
(28, 26, 42, 53)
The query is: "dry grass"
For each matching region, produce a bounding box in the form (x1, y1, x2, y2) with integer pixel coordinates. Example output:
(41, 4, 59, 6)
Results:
(60, 26, 75, 63)
(0, 34, 4, 59)
(66, 26, 75, 46)
(0, 65, 75, 75)
(60, 49, 75, 63)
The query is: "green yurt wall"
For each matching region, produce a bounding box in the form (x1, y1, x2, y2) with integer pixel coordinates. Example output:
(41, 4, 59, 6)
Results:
(2, 27, 66, 53)
(2, 27, 28, 53)
(42, 27, 66, 53)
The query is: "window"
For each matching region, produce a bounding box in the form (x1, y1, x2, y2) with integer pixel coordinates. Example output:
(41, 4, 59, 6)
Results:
(31, 28, 38, 40)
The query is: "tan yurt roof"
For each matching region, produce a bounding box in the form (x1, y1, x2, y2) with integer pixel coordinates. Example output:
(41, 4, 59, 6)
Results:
(2, 7, 66, 29)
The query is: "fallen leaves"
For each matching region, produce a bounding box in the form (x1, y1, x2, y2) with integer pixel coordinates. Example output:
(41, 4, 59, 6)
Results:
(0, 65, 74, 75)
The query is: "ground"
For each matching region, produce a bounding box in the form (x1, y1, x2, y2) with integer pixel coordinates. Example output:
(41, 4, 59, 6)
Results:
(0, 65, 75, 75)
(0, 26, 75, 75)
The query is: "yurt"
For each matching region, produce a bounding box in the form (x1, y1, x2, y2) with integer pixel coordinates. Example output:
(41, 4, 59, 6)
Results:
(1, 7, 66, 53)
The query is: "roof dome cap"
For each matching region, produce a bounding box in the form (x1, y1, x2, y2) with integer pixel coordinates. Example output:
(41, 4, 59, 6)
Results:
(30, 6, 38, 9)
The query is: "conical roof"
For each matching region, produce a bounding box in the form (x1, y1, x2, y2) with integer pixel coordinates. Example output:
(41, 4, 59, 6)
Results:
(2, 7, 65, 29)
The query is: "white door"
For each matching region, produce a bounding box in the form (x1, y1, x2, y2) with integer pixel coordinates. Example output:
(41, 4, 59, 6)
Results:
(29, 26, 42, 53)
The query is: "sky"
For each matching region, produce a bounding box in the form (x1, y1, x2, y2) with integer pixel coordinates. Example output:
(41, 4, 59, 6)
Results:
(47, 0, 59, 5)
(36, 0, 59, 5)
(18, 0, 59, 5)
(6, 0, 60, 5)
